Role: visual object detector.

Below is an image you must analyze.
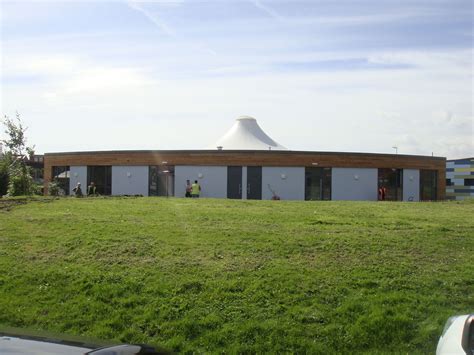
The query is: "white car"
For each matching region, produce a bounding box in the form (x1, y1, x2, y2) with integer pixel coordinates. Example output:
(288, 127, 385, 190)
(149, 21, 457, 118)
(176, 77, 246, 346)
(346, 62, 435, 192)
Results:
(436, 314, 473, 355)
(0, 326, 169, 355)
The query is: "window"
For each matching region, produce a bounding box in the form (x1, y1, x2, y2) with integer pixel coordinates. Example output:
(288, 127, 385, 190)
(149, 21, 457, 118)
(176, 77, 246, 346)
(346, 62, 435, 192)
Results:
(464, 179, 474, 186)
(52, 166, 70, 195)
(305, 167, 331, 200)
(378, 169, 403, 201)
(87, 166, 112, 195)
(420, 170, 438, 201)
(32, 167, 44, 183)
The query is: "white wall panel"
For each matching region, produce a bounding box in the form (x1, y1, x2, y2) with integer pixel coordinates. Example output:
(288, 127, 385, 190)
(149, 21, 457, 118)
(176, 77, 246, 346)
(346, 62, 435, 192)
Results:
(112, 166, 149, 196)
(332, 168, 378, 201)
(402, 169, 419, 201)
(174, 166, 227, 198)
(262, 167, 305, 200)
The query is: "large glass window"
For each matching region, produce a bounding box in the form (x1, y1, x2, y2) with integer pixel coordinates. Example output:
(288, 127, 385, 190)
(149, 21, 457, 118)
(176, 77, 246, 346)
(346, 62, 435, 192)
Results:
(149, 166, 174, 197)
(420, 170, 438, 201)
(52, 166, 70, 195)
(87, 166, 112, 195)
(305, 167, 331, 200)
(378, 169, 403, 201)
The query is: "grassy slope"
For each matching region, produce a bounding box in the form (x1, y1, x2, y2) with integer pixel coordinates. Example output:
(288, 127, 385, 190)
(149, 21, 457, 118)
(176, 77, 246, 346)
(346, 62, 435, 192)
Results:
(0, 197, 473, 353)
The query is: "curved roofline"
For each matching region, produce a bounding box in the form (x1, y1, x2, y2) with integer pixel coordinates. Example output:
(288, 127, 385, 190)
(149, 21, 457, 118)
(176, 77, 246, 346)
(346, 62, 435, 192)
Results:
(44, 149, 446, 160)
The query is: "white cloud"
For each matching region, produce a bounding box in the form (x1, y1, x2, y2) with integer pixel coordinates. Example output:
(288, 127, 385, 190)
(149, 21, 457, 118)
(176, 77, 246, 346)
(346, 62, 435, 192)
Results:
(252, 0, 284, 21)
(127, 0, 175, 35)
(63, 67, 152, 94)
(2, 55, 81, 79)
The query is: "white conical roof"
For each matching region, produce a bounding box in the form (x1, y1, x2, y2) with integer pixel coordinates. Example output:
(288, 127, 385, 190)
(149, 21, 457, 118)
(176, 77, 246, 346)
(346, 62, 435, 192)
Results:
(212, 116, 287, 150)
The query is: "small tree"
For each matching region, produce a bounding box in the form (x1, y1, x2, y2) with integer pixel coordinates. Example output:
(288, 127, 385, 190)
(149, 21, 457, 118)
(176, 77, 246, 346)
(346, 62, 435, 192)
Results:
(1, 113, 36, 196)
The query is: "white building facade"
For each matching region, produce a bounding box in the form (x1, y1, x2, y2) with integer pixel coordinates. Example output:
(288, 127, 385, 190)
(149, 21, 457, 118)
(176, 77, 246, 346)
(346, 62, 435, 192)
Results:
(46, 117, 446, 201)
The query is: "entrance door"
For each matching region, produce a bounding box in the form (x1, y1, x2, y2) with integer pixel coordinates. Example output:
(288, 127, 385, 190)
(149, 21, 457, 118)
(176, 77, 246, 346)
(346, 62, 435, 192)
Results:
(305, 167, 332, 200)
(247, 166, 262, 200)
(227, 166, 242, 199)
(149, 166, 175, 197)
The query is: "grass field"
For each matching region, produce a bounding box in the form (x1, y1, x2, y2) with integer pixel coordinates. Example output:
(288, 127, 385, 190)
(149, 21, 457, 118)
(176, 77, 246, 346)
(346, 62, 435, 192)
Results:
(0, 197, 473, 353)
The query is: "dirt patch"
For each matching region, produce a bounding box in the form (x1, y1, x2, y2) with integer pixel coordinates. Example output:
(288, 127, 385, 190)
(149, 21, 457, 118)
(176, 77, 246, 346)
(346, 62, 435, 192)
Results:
(0, 198, 28, 211)
(0, 197, 58, 211)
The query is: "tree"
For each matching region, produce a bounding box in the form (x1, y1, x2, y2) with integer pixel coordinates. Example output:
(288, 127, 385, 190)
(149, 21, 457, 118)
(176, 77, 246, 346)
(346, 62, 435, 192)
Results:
(1, 113, 36, 196)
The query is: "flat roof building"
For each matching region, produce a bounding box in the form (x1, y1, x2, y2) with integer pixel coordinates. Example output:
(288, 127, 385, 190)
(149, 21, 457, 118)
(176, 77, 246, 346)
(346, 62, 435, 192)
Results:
(44, 117, 446, 201)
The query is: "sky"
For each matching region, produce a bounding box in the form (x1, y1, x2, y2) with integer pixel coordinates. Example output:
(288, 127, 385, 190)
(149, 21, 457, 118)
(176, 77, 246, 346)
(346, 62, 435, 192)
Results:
(0, 0, 473, 158)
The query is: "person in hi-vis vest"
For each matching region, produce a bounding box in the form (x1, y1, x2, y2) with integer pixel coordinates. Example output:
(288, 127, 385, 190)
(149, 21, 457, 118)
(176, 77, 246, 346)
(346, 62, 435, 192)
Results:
(191, 180, 201, 198)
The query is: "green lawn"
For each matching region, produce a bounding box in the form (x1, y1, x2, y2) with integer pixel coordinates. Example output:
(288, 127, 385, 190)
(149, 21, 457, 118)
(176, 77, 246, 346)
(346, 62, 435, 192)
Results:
(0, 197, 473, 353)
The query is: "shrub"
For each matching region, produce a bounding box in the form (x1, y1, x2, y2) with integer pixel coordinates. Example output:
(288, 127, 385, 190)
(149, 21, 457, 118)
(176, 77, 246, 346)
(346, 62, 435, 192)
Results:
(48, 180, 64, 196)
(7, 163, 35, 196)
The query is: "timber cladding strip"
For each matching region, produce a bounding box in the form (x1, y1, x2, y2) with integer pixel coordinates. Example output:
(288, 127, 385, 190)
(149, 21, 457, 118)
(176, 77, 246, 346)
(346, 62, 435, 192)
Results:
(44, 150, 446, 199)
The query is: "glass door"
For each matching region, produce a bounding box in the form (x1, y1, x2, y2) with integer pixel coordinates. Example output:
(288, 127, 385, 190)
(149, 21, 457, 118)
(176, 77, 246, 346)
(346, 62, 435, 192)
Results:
(305, 167, 331, 200)
(149, 166, 175, 197)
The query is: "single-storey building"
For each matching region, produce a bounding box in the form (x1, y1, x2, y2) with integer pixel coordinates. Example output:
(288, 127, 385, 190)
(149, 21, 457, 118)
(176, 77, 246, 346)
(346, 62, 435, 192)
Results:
(44, 117, 445, 201)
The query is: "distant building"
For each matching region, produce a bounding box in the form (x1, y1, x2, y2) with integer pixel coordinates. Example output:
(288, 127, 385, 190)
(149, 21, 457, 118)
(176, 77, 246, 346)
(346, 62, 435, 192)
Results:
(446, 157, 474, 200)
(25, 154, 45, 185)
(44, 116, 446, 201)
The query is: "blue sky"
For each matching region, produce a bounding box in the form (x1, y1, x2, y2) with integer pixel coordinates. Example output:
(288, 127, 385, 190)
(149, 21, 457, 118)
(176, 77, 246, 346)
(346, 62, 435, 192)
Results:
(1, 0, 472, 158)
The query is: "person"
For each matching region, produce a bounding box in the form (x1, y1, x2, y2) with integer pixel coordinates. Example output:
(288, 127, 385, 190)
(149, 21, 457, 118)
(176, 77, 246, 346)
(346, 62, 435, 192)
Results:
(378, 186, 387, 201)
(185, 180, 192, 198)
(191, 180, 201, 198)
(87, 181, 97, 196)
(72, 182, 83, 197)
